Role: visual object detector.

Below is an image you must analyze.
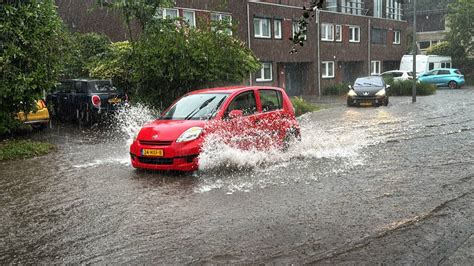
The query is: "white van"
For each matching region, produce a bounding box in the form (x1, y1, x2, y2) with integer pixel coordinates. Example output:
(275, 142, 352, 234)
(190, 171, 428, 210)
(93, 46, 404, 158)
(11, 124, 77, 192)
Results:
(399, 55, 452, 75)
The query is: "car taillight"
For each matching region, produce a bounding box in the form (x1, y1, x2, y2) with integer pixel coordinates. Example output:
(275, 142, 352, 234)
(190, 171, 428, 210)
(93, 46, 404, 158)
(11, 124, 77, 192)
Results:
(38, 100, 46, 109)
(92, 95, 101, 108)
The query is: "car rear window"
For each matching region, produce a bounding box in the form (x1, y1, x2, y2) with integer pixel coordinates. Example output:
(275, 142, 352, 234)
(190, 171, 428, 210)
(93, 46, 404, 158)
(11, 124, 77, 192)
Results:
(92, 81, 119, 92)
(392, 72, 403, 78)
(455, 70, 462, 75)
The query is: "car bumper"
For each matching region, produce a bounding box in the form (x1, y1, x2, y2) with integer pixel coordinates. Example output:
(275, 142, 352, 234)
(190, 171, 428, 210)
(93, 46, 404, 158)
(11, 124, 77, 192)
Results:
(347, 96, 386, 106)
(17, 109, 50, 125)
(129, 139, 201, 172)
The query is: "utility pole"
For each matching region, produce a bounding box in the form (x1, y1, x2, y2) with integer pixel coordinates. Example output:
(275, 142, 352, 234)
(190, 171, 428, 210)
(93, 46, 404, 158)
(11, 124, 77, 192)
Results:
(412, 0, 417, 103)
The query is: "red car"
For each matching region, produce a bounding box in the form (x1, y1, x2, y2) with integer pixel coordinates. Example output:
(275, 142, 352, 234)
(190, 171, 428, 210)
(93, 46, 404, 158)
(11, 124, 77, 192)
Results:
(129, 86, 300, 171)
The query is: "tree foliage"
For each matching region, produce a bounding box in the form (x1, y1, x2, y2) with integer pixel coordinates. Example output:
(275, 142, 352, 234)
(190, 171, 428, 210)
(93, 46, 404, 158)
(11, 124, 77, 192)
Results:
(88, 41, 134, 92)
(62, 32, 111, 79)
(90, 20, 261, 107)
(446, 0, 474, 57)
(96, 0, 174, 41)
(0, 0, 66, 134)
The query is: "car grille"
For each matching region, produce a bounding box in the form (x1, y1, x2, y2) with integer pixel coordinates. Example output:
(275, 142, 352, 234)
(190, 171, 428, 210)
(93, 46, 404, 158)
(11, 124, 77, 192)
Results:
(137, 157, 174, 165)
(139, 140, 173, 146)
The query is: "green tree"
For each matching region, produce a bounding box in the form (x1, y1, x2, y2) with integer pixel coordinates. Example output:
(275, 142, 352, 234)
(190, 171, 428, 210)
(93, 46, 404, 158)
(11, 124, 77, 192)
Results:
(89, 20, 260, 107)
(88, 41, 134, 92)
(0, 0, 66, 134)
(135, 20, 260, 106)
(96, 0, 174, 43)
(446, 0, 474, 57)
(62, 32, 111, 78)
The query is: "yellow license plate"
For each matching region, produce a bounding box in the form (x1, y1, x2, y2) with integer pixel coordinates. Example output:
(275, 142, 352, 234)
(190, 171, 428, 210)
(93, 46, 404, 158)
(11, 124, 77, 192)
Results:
(360, 102, 372, 106)
(108, 98, 122, 104)
(142, 149, 163, 157)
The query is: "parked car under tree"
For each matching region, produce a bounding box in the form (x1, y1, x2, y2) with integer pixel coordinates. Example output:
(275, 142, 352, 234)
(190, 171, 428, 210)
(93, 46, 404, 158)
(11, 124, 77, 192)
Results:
(46, 79, 127, 124)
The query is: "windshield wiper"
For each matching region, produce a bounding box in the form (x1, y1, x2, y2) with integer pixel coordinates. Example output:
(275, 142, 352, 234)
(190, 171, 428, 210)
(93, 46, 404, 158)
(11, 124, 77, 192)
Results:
(207, 96, 227, 119)
(184, 96, 216, 120)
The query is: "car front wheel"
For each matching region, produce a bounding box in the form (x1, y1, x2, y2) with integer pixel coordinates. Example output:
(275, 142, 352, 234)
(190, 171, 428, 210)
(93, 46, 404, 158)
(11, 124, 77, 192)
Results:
(448, 81, 458, 89)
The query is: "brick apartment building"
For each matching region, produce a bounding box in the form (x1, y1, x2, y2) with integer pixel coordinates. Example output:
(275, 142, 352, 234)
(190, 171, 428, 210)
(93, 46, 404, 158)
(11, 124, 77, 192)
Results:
(57, 0, 408, 96)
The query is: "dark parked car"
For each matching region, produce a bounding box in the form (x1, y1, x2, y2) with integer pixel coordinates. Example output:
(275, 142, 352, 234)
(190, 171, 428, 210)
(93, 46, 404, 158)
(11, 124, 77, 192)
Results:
(347, 76, 390, 107)
(47, 79, 127, 124)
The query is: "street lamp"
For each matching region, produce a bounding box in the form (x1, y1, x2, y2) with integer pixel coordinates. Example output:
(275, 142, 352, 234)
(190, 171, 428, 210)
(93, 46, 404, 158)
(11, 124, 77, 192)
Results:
(412, 0, 417, 102)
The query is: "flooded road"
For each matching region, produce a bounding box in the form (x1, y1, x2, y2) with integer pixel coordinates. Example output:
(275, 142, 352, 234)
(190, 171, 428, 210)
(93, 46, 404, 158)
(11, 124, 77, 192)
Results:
(1, 88, 473, 264)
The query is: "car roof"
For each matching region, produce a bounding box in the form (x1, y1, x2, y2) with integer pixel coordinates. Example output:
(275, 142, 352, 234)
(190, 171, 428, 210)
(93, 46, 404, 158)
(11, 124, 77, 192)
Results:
(61, 79, 111, 82)
(186, 86, 284, 95)
(357, 76, 383, 80)
(382, 70, 405, 73)
(430, 68, 458, 71)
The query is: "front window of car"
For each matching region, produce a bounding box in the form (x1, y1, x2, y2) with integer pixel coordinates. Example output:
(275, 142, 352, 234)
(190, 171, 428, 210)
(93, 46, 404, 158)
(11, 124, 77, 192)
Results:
(259, 89, 283, 112)
(354, 77, 384, 87)
(225, 91, 257, 117)
(161, 93, 229, 120)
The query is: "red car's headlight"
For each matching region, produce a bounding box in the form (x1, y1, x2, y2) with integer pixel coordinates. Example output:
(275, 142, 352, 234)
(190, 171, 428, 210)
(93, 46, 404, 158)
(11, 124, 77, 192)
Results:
(176, 127, 203, 143)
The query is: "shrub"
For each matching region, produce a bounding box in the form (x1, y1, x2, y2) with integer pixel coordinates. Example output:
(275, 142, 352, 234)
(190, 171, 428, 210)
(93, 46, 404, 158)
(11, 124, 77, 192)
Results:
(387, 80, 437, 96)
(0, 0, 66, 134)
(291, 97, 321, 116)
(0, 140, 55, 161)
(323, 83, 350, 96)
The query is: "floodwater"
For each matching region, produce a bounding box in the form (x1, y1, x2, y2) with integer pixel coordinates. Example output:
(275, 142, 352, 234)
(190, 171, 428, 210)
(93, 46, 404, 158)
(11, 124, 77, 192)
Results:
(1, 88, 473, 264)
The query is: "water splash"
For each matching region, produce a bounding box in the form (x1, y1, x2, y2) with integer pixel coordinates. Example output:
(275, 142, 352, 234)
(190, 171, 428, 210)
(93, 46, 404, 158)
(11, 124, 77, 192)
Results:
(194, 113, 380, 193)
(111, 103, 160, 145)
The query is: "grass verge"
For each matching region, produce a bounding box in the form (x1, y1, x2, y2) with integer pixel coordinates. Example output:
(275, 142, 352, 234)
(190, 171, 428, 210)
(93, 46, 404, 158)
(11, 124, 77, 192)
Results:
(0, 139, 55, 161)
(291, 96, 322, 116)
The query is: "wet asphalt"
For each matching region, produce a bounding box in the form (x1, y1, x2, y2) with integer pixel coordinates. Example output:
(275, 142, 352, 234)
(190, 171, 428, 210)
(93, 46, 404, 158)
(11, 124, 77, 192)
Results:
(1, 87, 473, 264)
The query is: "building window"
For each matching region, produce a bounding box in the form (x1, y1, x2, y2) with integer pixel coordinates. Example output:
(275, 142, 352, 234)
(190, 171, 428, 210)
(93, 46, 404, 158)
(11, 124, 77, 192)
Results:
(321, 23, 334, 41)
(292, 21, 307, 40)
(256, 62, 273, 82)
(371, 61, 381, 75)
(393, 30, 400, 44)
(371, 28, 387, 44)
(254, 18, 271, 38)
(183, 10, 195, 27)
(349, 26, 360, 42)
(211, 13, 232, 22)
(211, 13, 232, 35)
(335, 25, 342, 42)
(374, 0, 382, 18)
(386, 0, 402, 20)
(326, 0, 338, 12)
(341, 0, 363, 15)
(163, 8, 178, 19)
(274, 19, 282, 39)
(322, 61, 335, 78)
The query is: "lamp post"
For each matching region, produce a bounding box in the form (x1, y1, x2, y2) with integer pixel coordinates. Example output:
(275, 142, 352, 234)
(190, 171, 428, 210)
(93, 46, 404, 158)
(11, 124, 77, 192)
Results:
(412, 0, 417, 103)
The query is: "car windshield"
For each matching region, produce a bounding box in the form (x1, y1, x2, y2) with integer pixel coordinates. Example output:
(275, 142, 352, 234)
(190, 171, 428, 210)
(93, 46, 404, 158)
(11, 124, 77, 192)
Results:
(161, 93, 229, 120)
(92, 81, 118, 92)
(354, 77, 384, 87)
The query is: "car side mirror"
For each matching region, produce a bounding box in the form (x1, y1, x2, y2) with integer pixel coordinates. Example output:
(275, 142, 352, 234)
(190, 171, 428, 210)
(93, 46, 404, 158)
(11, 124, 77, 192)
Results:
(348, 85, 353, 90)
(228, 109, 243, 119)
(386, 84, 391, 90)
